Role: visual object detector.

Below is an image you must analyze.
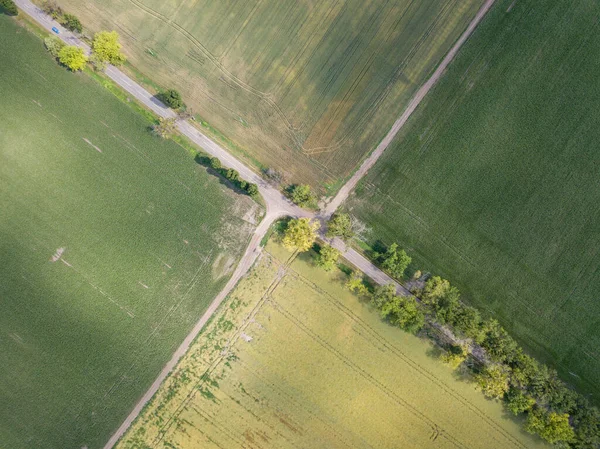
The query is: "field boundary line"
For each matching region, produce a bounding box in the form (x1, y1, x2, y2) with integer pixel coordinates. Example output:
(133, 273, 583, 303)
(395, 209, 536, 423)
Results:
(322, 0, 497, 217)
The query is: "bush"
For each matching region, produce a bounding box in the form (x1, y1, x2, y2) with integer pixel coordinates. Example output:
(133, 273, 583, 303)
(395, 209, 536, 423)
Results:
(0, 0, 18, 15)
(61, 13, 82, 33)
(44, 36, 65, 58)
(159, 89, 184, 109)
(345, 271, 369, 296)
(245, 183, 259, 197)
(441, 344, 469, 370)
(41, 0, 61, 17)
(225, 168, 240, 182)
(209, 157, 221, 170)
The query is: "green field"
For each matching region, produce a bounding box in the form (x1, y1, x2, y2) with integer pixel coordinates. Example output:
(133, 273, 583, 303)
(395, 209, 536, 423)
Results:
(118, 240, 548, 449)
(57, 0, 484, 189)
(0, 17, 260, 449)
(347, 0, 600, 400)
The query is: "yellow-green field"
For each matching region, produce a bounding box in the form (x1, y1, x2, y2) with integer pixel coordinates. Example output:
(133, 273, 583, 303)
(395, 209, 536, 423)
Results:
(118, 241, 547, 449)
(57, 0, 484, 189)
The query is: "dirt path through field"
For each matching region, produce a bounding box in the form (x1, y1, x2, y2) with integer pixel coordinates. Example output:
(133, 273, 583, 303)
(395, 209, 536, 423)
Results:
(321, 0, 497, 218)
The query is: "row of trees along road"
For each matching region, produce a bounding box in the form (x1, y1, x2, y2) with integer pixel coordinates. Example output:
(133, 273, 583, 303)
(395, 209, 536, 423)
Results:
(279, 214, 599, 448)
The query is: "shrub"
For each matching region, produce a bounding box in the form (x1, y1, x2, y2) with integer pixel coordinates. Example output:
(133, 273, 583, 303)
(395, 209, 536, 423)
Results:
(44, 35, 65, 58)
(225, 168, 240, 182)
(441, 344, 470, 370)
(61, 13, 82, 33)
(159, 89, 184, 109)
(245, 183, 259, 197)
(209, 157, 221, 170)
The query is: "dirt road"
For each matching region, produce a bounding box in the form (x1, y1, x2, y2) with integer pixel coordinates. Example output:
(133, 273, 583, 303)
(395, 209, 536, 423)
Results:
(322, 0, 497, 218)
(12, 0, 496, 446)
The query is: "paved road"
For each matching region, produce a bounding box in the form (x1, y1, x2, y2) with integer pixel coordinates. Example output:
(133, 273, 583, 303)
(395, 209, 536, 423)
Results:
(13, 0, 496, 446)
(322, 0, 497, 218)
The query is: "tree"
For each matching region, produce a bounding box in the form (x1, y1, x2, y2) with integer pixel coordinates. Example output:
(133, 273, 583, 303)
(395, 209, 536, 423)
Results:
(41, 0, 62, 17)
(288, 184, 316, 208)
(505, 387, 535, 415)
(282, 218, 319, 252)
(441, 344, 470, 370)
(0, 0, 18, 15)
(61, 13, 82, 33)
(315, 244, 340, 271)
(58, 45, 87, 71)
(92, 31, 126, 65)
(88, 53, 107, 71)
(380, 243, 412, 279)
(509, 350, 540, 388)
(380, 295, 425, 334)
(152, 117, 177, 139)
(224, 168, 240, 182)
(480, 319, 519, 364)
(245, 183, 259, 198)
(570, 399, 600, 449)
(371, 284, 397, 309)
(345, 271, 369, 296)
(44, 36, 65, 58)
(160, 89, 184, 109)
(326, 213, 354, 240)
(209, 157, 221, 170)
(450, 304, 484, 343)
(421, 276, 460, 324)
(475, 365, 510, 399)
(525, 409, 575, 445)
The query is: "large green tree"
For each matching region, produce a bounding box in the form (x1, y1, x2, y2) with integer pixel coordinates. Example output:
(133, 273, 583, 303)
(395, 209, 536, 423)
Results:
(380, 295, 424, 334)
(525, 409, 575, 445)
(0, 0, 18, 15)
(381, 243, 411, 279)
(288, 184, 316, 208)
(282, 218, 319, 252)
(92, 31, 126, 65)
(315, 244, 340, 271)
(421, 276, 460, 324)
(58, 45, 87, 71)
(326, 212, 354, 240)
(475, 365, 510, 399)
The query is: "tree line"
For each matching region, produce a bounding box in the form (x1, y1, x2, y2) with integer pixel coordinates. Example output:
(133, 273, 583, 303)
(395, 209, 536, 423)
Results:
(279, 213, 599, 448)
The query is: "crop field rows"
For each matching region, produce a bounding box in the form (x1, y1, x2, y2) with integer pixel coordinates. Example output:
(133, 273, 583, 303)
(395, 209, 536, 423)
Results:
(119, 241, 546, 449)
(0, 17, 258, 449)
(347, 0, 600, 400)
(58, 0, 484, 188)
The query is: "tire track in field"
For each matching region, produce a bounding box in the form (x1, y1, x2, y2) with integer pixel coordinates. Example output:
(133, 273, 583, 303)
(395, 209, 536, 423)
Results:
(126, 0, 301, 146)
(288, 270, 529, 449)
(269, 298, 469, 449)
(149, 251, 298, 447)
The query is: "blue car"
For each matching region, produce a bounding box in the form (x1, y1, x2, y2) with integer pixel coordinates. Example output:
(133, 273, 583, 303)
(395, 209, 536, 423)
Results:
(51, 26, 59, 34)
